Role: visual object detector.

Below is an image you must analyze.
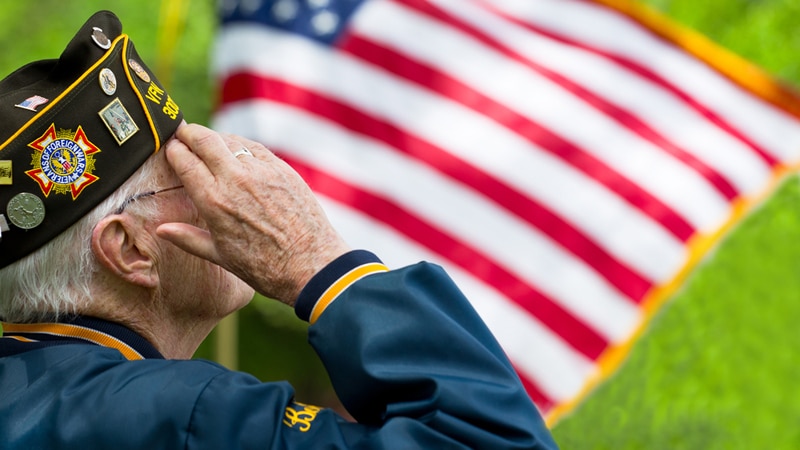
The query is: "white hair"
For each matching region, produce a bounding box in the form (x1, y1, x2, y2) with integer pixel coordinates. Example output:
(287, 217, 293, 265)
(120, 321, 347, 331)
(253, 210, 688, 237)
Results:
(0, 154, 164, 323)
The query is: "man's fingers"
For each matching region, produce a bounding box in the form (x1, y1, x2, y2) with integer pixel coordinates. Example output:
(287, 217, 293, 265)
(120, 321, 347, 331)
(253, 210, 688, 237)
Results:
(156, 223, 219, 264)
(175, 124, 239, 175)
(163, 138, 213, 192)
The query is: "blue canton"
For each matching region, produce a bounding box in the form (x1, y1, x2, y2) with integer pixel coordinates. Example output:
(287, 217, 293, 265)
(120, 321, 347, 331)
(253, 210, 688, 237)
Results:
(220, 0, 367, 45)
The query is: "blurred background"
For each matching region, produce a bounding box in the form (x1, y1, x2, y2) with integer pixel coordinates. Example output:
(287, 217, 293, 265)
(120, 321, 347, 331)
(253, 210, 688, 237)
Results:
(2, 1, 799, 448)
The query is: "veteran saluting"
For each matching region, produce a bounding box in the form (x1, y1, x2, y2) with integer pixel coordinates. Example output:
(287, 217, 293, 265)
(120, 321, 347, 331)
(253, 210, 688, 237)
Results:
(0, 10, 557, 450)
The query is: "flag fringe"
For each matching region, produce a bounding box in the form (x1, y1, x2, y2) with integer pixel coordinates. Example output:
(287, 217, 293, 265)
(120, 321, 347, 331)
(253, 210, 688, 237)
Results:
(591, 0, 800, 118)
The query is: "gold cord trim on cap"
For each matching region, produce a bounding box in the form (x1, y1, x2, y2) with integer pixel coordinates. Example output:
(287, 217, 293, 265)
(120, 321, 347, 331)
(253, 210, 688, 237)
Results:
(0, 34, 128, 155)
(121, 37, 161, 153)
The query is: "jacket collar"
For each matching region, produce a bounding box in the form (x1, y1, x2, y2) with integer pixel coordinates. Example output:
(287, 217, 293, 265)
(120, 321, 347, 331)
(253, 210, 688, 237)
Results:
(0, 315, 163, 360)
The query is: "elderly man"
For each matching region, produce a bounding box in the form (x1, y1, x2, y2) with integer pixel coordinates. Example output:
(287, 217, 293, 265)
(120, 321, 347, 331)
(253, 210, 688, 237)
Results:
(0, 11, 557, 449)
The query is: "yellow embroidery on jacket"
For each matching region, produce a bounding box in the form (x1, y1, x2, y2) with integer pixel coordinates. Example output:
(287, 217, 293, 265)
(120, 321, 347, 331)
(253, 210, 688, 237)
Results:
(283, 402, 322, 432)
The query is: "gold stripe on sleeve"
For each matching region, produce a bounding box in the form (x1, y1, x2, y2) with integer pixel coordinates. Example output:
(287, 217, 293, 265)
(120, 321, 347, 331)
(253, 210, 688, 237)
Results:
(309, 262, 389, 325)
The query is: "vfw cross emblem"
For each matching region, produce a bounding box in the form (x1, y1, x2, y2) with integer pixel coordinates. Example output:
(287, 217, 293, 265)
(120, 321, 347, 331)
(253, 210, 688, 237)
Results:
(26, 124, 100, 199)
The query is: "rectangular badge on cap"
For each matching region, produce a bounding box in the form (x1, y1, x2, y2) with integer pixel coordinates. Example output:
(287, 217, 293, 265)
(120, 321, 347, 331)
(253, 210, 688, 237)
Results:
(99, 98, 139, 145)
(0, 160, 11, 185)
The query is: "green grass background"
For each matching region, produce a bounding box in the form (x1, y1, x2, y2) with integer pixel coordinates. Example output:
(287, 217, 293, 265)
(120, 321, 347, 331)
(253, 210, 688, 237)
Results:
(1, 1, 799, 448)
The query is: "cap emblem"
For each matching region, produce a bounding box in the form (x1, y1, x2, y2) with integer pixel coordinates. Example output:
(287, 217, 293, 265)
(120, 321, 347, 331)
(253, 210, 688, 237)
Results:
(25, 124, 100, 199)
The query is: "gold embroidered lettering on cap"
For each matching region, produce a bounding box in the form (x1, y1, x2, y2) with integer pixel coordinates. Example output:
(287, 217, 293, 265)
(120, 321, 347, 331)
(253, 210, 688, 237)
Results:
(98, 98, 139, 145)
(162, 96, 180, 120)
(6, 192, 45, 230)
(0, 161, 11, 185)
(128, 59, 151, 83)
(145, 82, 164, 104)
(91, 27, 111, 49)
(14, 95, 49, 112)
(98, 68, 117, 95)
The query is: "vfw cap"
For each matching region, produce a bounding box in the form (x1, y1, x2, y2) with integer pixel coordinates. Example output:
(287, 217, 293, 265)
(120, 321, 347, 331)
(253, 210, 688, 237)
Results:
(0, 10, 183, 269)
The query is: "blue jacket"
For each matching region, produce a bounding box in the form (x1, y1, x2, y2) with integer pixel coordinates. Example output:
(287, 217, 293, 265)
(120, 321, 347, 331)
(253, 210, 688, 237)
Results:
(0, 250, 557, 449)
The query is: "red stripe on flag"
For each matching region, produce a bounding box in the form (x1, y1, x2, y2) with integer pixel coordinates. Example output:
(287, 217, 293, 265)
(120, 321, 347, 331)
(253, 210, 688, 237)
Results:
(281, 152, 609, 359)
(514, 364, 555, 413)
(476, 0, 779, 168)
(221, 73, 655, 302)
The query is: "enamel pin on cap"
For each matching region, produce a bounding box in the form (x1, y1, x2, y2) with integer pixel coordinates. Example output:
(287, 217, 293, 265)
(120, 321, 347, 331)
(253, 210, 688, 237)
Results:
(6, 192, 45, 230)
(128, 59, 151, 83)
(99, 98, 139, 145)
(91, 26, 111, 49)
(14, 95, 49, 112)
(99, 68, 117, 95)
(0, 160, 11, 185)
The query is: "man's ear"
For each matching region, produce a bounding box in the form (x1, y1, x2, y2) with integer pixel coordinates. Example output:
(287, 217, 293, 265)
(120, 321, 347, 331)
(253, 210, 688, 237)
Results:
(91, 215, 159, 288)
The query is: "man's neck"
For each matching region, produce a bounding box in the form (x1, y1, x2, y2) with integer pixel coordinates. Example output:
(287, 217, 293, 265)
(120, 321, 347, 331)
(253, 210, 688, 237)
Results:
(85, 284, 218, 360)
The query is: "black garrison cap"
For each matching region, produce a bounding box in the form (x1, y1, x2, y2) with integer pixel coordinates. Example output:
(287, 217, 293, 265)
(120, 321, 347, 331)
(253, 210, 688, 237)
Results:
(0, 10, 183, 269)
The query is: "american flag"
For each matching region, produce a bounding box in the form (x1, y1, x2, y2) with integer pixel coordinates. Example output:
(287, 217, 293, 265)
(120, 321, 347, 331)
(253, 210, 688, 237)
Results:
(212, 0, 800, 421)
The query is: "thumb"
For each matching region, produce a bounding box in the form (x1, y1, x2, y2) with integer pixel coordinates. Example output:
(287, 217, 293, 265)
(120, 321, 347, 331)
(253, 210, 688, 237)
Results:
(156, 223, 219, 264)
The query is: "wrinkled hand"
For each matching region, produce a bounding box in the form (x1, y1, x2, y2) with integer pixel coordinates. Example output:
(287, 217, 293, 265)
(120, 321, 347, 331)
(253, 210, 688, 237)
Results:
(156, 124, 350, 306)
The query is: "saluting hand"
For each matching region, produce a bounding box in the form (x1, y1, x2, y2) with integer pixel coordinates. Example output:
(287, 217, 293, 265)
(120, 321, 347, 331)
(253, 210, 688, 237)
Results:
(156, 123, 350, 306)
